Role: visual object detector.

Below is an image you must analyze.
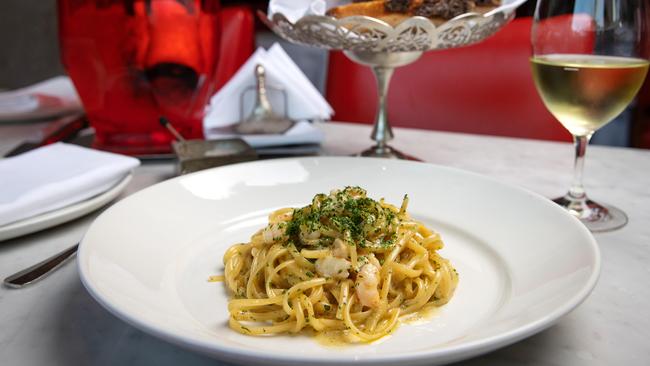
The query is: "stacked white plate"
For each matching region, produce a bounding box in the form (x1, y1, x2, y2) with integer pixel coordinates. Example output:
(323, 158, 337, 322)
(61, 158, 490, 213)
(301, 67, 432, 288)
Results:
(0, 143, 138, 241)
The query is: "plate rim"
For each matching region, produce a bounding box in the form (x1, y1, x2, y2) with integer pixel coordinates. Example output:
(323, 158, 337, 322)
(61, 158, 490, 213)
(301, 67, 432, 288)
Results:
(78, 157, 600, 365)
(0, 174, 132, 242)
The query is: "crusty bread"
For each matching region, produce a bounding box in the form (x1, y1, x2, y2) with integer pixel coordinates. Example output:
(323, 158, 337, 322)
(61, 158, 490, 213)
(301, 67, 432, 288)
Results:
(326, 0, 499, 27)
(327, 0, 423, 19)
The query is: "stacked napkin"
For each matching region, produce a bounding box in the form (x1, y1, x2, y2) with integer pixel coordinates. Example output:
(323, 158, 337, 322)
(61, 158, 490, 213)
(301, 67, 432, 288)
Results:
(0, 143, 139, 227)
(203, 43, 333, 148)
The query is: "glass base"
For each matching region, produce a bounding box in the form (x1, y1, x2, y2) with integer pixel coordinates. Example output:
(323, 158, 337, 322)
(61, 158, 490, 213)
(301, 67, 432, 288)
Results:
(359, 144, 420, 161)
(553, 194, 628, 232)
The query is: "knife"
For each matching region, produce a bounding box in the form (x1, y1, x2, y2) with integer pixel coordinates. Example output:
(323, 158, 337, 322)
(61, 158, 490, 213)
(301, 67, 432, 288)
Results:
(4, 113, 88, 157)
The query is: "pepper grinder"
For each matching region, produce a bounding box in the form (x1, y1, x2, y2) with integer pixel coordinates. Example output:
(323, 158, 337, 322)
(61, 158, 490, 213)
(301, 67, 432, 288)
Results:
(234, 64, 294, 134)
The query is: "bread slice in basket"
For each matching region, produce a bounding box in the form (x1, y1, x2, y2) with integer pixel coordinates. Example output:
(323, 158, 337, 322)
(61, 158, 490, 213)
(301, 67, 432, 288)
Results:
(326, 0, 501, 27)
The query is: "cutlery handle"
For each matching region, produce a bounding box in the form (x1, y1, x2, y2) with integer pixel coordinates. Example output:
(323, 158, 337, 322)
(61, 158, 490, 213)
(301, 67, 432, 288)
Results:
(4, 114, 88, 158)
(3, 244, 79, 288)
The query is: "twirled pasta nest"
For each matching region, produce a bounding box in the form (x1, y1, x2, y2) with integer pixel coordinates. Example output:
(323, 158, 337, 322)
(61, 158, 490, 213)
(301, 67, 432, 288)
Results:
(221, 186, 458, 343)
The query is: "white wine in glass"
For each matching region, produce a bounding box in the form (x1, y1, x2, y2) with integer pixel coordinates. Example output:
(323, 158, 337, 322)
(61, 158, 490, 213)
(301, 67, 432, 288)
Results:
(531, 0, 649, 232)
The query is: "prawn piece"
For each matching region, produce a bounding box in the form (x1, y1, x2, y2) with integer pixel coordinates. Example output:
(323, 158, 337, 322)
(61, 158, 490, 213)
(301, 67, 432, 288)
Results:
(315, 256, 351, 279)
(262, 223, 285, 244)
(367, 253, 381, 269)
(332, 238, 349, 258)
(299, 230, 321, 246)
(356, 263, 381, 308)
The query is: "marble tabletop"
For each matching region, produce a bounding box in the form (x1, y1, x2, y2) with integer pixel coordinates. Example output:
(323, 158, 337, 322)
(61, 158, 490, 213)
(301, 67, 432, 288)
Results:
(1, 122, 650, 366)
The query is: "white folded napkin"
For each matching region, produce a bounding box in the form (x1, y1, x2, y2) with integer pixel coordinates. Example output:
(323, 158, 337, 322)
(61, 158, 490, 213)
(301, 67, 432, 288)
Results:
(206, 120, 324, 148)
(268, 0, 330, 22)
(0, 76, 82, 120)
(203, 43, 332, 147)
(0, 143, 140, 227)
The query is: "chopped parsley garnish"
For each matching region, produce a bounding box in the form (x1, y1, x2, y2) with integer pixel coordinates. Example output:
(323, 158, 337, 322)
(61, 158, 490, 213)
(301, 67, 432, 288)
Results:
(284, 187, 403, 250)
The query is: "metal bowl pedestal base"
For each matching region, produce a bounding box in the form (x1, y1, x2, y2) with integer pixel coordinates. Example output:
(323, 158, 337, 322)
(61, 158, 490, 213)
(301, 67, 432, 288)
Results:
(343, 50, 423, 159)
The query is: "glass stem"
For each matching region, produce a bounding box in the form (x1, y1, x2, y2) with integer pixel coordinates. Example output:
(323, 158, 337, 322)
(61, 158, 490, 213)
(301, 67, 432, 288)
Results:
(568, 134, 592, 200)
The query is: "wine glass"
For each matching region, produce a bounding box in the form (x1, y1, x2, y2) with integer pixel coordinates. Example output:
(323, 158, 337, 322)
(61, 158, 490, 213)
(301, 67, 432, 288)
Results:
(531, 0, 649, 232)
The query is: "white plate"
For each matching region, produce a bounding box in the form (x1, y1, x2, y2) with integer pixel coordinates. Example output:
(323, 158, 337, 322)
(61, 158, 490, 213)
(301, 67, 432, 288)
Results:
(78, 158, 600, 366)
(0, 174, 131, 242)
(0, 76, 83, 122)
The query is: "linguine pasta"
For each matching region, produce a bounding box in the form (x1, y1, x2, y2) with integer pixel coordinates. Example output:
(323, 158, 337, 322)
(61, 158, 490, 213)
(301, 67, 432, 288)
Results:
(222, 187, 458, 342)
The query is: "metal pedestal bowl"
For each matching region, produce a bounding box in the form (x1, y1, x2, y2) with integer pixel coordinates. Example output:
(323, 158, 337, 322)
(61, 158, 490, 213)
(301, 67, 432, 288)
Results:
(261, 0, 526, 159)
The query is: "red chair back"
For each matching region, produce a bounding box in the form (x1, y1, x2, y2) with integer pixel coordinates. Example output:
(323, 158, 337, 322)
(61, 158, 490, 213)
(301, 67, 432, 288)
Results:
(215, 5, 255, 91)
(326, 17, 595, 142)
